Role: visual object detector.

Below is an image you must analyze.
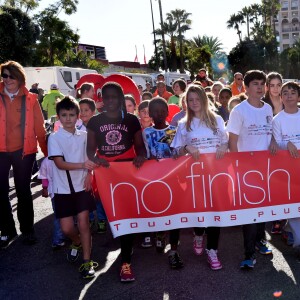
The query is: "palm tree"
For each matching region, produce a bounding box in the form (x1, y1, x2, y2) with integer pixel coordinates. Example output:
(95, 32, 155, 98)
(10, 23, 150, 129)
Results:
(190, 35, 223, 55)
(155, 15, 178, 71)
(169, 9, 192, 73)
(227, 13, 244, 43)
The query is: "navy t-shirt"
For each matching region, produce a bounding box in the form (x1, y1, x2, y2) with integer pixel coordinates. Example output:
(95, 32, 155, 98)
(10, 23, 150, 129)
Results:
(87, 112, 141, 159)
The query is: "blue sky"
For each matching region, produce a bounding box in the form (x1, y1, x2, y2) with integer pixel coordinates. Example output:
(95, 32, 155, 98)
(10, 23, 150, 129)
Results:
(39, 0, 260, 62)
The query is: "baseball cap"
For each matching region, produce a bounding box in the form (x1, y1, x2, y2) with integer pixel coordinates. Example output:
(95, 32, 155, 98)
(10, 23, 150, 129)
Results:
(50, 83, 58, 90)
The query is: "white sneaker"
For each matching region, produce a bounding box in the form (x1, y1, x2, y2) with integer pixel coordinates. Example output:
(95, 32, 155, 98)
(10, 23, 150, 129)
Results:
(193, 235, 204, 255)
(207, 249, 222, 270)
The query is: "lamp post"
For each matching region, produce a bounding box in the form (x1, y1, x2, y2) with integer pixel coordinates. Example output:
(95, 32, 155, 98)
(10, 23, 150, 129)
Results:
(150, 0, 159, 71)
(157, 0, 168, 71)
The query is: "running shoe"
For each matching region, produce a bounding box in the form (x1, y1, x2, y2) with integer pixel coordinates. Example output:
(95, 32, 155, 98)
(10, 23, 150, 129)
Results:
(97, 220, 107, 234)
(67, 243, 82, 262)
(207, 249, 222, 270)
(240, 255, 256, 269)
(193, 235, 204, 256)
(168, 251, 184, 269)
(79, 260, 99, 279)
(271, 221, 282, 234)
(155, 232, 166, 253)
(141, 236, 152, 248)
(120, 263, 135, 282)
(255, 240, 272, 255)
(0, 233, 18, 249)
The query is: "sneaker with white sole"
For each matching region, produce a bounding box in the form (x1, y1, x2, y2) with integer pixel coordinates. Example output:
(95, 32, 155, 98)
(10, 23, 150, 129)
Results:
(193, 235, 204, 256)
(207, 249, 222, 270)
(79, 260, 99, 279)
(240, 254, 256, 269)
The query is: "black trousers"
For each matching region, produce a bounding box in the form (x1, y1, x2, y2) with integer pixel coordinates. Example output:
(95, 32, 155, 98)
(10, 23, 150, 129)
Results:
(243, 222, 266, 258)
(0, 150, 36, 236)
(194, 227, 220, 250)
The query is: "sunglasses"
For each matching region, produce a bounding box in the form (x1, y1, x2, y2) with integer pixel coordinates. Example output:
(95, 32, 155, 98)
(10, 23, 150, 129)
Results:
(1, 73, 16, 80)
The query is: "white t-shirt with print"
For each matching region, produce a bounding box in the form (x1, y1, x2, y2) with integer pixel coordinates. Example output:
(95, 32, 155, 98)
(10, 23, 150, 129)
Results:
(226, 100, 273, 152)
(48, 127, 88, 194)
(171, 115, 228, 153)
(273, 109, 300, 150)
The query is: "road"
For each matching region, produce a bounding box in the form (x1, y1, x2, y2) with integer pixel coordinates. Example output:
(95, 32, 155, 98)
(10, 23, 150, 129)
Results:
(0, 174, 299, 300)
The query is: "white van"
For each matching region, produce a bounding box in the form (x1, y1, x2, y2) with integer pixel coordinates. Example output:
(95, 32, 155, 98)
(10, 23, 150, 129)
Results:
(24, 66, 97, 95)
(103, 72, 155, 89)
(151, 72, 191, 86)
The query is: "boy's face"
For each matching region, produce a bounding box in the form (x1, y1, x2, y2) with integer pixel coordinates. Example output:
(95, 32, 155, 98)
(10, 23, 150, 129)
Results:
(138, 107, 151, 123)
(80, 103, 94, 124)
(219, 91, 231, 107)
(245, 80, 265, 100)
(149, 103, 168, 124)
(281, 86, 299, 108)
(58, 108, 78, 132)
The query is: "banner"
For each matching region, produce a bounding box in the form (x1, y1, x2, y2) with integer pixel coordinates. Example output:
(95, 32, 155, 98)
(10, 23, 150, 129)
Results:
(94, 151, 300, 237)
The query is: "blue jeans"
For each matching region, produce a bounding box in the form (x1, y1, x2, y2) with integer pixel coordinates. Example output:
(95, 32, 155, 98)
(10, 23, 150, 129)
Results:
(89, 197, 107, 221)
(0, 150, 35, 236)
(51, 198, 65, 245)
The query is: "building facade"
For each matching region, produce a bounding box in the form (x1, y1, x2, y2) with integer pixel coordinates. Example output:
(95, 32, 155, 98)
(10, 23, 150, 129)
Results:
(276, 0, 300, 51)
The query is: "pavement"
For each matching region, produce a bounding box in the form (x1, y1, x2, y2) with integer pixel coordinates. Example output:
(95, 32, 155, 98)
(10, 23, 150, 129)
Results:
(0, 173, 300, 300)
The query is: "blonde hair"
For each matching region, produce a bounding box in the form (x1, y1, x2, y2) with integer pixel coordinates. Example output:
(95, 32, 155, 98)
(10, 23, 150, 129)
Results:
(185, 85, 217, 131)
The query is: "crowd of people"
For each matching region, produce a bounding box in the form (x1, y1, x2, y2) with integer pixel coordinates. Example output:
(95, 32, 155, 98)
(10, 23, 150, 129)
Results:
(0, 60, 300, 283)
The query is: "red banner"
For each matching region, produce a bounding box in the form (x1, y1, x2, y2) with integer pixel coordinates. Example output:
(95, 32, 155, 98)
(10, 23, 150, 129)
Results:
(94, 151, 300, 237)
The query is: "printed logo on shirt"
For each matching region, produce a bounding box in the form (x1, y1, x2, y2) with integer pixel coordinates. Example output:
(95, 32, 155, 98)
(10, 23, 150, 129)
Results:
(106, 130, 122, 145)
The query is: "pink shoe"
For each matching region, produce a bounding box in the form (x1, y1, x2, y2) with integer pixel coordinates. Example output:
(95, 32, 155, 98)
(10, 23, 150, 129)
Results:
(193, 235, 204, 255)
(207, 249, 222, 270)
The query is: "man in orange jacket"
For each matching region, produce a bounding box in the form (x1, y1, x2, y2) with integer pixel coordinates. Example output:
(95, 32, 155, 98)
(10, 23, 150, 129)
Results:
(153, 81, 173, 102)
(230, 72, 246, 96)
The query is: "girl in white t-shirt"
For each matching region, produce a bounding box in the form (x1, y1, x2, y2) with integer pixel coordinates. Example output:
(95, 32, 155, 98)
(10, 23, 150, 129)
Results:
(171, 84, 228, 270)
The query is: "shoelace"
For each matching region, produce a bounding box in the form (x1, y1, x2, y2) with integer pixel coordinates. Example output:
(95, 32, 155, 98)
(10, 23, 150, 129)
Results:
(79, 261, 99, 272)
(208, 250, 218, 261)
(121, 263, 132, 275)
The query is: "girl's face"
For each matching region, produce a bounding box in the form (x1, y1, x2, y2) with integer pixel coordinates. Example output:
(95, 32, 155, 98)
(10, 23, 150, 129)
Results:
(268, 78, 282, 98)
(212, 85, 222, 97)
(219, 91, 231, 107)
(173, 83, 183, 95)
(125, 99, 136, 114)
(187, 92, 202, 114)
(138, 107, 151, 123)
(79, 103, 94, 124)
(102, 88, 121, 112)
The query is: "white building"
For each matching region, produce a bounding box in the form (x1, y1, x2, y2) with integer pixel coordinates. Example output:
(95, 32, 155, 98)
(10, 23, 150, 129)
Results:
(276, 0, 300, 51)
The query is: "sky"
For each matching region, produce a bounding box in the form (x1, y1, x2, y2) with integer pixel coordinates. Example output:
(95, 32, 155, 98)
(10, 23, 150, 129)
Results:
(39, 0, 260, 62)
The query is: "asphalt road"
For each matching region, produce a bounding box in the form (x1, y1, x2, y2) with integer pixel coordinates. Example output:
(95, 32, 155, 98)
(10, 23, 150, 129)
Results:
(0, 176, 300, 300)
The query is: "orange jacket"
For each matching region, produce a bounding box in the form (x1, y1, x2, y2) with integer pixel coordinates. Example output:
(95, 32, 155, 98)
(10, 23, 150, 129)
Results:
(230, 81, 246, 96)
(153, 89, 173, 101)
(0, 82, 47, 157)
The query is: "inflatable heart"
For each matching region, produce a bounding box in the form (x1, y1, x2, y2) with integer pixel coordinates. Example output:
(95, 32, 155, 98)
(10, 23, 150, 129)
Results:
(77, 73, 140, 107)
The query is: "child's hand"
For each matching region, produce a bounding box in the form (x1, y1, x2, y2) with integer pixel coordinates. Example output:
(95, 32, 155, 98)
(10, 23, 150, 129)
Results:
(216, 144, 228, 159)
(42, 187, 49, 198)
(186, 145, 200, 161)
(269, 138, 279, 155)
(133, 156, 146, 169)
(93, 157, 110, 168)
(83, 159, 98, 170)
(287, 141, 299, 158)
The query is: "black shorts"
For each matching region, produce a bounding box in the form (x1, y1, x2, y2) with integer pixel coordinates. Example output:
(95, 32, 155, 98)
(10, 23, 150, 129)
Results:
(54, 191, 96, 219)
